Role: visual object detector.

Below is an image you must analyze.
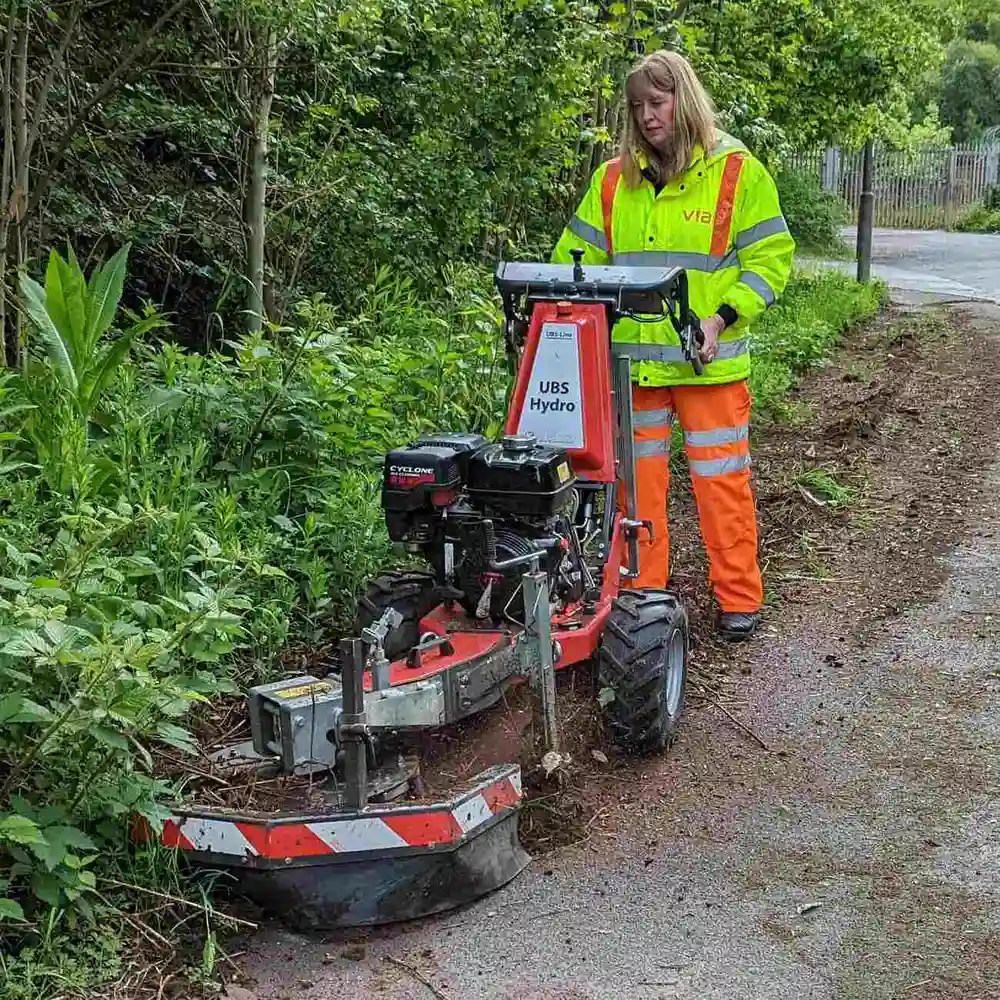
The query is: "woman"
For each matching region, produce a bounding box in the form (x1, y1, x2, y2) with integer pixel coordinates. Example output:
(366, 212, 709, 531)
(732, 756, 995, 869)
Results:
(552, 50, 795, 641)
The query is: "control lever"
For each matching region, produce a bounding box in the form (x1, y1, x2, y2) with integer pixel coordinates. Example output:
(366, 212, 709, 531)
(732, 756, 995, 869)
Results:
(361, 607, 403, 690)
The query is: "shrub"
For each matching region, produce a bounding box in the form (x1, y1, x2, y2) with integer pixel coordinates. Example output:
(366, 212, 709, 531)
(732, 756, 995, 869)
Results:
(955, 195, 1000, 233)
(0, 247, 511, 961)
(775, 168, 850, 256)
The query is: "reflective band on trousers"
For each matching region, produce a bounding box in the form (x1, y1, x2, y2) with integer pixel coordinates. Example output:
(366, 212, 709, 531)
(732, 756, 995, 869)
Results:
(739, 271, 776, 306)
(633, 438, 671, 459)
(685, 424, 749, 448)
(613, 249, 739, 273)
(734, 216, 789, 251)
(689, 454, 751, 477)
(632, 407, 674, 429)
(568, 215, 609, 252)
(615, 338, 748, 363)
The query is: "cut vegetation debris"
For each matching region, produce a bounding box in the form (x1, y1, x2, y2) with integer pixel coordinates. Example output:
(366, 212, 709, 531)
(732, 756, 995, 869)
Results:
(795, 467, 856, 508)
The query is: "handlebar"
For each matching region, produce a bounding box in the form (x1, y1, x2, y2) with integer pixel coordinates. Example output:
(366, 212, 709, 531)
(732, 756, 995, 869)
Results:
(493, 251, 705, 374)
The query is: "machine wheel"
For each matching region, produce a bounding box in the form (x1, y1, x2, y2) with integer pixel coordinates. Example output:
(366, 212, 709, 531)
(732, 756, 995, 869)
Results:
(596, 589, 688, 755)
(355, 570, 439, 661)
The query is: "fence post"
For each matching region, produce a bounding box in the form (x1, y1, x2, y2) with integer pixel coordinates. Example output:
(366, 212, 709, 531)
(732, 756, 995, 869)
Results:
(988, 146, 1000, 189)
(945, 149, 958, 227)
(857, 140, 875, 284)
(821, 147, 840, 192)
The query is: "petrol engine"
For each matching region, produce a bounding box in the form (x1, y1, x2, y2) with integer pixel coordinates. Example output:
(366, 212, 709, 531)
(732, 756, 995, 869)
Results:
(380, 432, 589, 624)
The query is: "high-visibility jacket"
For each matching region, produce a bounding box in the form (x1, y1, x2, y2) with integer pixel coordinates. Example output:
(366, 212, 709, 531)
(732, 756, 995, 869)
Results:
(551, 132, 795, 386)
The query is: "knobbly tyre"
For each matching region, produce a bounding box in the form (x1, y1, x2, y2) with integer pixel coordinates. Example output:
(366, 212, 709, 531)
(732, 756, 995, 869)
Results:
(141, 253, 707, 930)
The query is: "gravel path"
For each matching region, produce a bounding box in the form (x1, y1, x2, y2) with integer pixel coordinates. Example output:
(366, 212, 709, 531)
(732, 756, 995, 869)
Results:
(231, 301, 1000, 1000)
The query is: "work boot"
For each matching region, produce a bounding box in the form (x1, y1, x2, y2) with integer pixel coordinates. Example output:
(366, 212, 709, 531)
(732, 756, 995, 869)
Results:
(717, 610, 760, 642)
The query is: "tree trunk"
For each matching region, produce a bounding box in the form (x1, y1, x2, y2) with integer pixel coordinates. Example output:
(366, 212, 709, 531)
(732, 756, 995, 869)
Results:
(0, 2, 20, 367)
(11, 12, 28, 366)
(243, 23, 278, 335)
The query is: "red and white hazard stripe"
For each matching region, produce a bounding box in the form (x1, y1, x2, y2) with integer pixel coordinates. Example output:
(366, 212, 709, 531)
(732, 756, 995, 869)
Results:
(155, 765, 522, 863)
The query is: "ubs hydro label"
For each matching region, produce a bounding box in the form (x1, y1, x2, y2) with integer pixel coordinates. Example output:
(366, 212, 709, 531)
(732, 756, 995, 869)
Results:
(517, 323, 584, 448)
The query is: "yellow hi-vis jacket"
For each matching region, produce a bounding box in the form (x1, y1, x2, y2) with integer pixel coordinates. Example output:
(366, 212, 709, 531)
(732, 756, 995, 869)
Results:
(552, 132, 795, 386)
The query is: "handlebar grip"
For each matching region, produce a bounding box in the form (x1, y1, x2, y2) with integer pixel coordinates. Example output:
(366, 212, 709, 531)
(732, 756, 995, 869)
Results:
(689, 318, 705, 376)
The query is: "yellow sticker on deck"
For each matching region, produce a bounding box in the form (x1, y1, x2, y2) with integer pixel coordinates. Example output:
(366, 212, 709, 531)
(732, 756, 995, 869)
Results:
(273, 682, 334, 700)
(557, 462, 571, 483)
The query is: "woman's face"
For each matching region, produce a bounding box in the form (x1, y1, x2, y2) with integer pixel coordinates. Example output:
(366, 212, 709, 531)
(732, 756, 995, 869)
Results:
(631, 82, 676, 152)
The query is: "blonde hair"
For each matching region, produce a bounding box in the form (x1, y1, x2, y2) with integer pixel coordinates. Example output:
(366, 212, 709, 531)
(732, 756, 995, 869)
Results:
(620, 50, 718, 187)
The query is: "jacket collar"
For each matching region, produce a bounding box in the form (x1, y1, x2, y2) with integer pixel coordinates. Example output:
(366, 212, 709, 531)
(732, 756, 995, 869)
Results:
(635, 130, 749, 179)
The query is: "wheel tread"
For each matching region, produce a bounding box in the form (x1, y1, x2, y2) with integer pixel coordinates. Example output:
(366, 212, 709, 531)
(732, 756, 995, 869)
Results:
(597, 588, 688, 755)
(354, 570, 438, 660)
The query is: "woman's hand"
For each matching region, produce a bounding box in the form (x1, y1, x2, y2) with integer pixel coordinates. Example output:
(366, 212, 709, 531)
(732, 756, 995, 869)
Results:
(699, 313, 726, 363)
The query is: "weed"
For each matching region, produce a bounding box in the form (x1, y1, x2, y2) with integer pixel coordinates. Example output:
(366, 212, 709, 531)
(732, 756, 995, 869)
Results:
(750, 269, 887, 419)
(796, 467, 856, 508)
(775, 168, 852, 258)
(955, 202, 1000, 234)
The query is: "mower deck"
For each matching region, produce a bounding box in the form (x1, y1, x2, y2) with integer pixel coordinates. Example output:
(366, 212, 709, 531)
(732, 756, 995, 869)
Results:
(142, 765, 526, 930)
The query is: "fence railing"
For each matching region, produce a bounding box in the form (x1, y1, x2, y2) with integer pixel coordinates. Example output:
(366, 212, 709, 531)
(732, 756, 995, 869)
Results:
(785, 144, 1000, 230)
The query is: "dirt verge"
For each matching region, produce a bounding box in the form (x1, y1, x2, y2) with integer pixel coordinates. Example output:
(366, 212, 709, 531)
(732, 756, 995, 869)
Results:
(415, 298, 1000, 859)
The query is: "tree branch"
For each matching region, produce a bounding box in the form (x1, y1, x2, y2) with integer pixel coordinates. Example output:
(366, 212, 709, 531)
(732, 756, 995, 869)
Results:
(24, 0, 193, 219)
(12, 8, 29, 215)
(25, 0, 84, 163)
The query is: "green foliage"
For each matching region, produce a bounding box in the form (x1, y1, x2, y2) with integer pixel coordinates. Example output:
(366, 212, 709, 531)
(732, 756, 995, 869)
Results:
(775, 169, 850, 256)
(0, 922, 123, 1000)
(702, 0, 955, 149)
(11, 0, 959, 343)
(0, 247, 511, 951)
(963, 0, 1000, 48)
(955, 203, 1000, 233)
(955, 183, 1000, 231)
(750, 269, 887, 418)
(796, 467, 856, 507)
(18, 246, 168, 493)
(938, 39, 1000, 142)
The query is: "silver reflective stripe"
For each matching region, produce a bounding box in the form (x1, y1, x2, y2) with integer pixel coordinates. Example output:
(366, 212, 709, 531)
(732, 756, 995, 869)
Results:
(616, 343, 685, 362)
(735, 216, 789, 250)
(685, 424, 749, 448)
(613, 250, 738, 273)
(568, 215, 609, 253)
(614, 338, 748, 364)
(634, 438, 671, 459)
(739, 271, 776, 306)
(632, 407, 674, 429)
(716, 338, 748, 360)
(689, 454, 751, 477)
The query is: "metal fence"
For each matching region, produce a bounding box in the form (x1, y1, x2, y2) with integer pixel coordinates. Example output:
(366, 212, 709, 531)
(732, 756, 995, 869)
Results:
(786, 144, 1000, 230)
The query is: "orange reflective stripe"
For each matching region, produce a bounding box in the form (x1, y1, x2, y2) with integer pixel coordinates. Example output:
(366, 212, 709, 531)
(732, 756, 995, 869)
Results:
(601, 158, 623, 254)
(710, 154, 745, 257)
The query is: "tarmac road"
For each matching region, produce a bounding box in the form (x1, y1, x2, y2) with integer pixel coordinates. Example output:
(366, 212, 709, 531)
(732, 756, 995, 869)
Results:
(831, 227, 1000, 302)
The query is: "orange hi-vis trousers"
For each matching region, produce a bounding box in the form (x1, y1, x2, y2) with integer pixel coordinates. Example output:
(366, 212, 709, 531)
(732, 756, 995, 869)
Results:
(623, 381, 763, 612)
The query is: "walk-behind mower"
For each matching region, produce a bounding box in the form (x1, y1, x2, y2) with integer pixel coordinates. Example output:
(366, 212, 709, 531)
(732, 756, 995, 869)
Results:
(145, 253, 705, 930)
